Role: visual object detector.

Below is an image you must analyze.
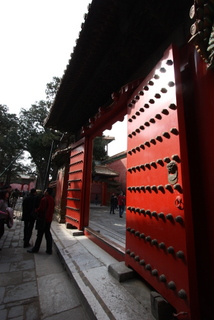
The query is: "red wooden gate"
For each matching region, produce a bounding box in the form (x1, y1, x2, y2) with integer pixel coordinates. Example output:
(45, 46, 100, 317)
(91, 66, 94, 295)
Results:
(66, 138, 85, 230)
(126, 46, 198, 318)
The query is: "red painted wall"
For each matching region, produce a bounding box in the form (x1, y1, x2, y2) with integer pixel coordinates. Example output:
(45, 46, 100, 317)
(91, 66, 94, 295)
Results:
(90, 156, 127, 206)
(90, 182, 102, 204)
(107, 157, 127, 193)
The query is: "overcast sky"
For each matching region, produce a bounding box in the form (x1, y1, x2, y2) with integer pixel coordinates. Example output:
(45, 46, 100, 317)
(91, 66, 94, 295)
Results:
(0, 0, 126, 156)
(0, 0, 91, 114)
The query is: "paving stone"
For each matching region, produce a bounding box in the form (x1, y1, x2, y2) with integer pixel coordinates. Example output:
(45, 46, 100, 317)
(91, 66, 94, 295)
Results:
(4, 281, 38, 303)
(45, 306, 92, 320)
(10, 259, 34, 272)
(1, 253, 23, 263)
(25, 301, 41, 320)
(37, 272, 80, 318)
(34, 250, 63, 277)
(82, 265, 151, 320)
(0, 309, 7, 320)
(23, 270, 36, 282)
(74, 251, 103, 271)
(8, 305, 23, 318)
(3, 243, 10, 248)
(0, 271, 22, 286)
(0, 287, 5, 304)
(64, 242, 103, 271)
(11, 242, 19, 247)
(0, 263, 11, 273)
(0, 303, 5, 310)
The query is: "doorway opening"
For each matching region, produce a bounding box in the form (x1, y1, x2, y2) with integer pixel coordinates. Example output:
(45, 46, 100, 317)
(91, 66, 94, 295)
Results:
(88, 116, 127, 250)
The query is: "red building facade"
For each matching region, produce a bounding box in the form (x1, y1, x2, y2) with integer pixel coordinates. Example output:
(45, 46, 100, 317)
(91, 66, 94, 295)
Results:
(103, 151, 127, 195)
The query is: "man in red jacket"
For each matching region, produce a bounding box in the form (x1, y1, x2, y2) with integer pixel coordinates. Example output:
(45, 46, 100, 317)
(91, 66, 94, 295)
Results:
(27, 188, 55, 254)
(117, 192, 126, 218)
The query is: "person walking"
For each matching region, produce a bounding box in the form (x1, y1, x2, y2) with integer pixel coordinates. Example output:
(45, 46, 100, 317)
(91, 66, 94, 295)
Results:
(27, 188, 55, 254)
(110, 193, 116, 214)
(22, 188, 39, 248)
(117, 192, 126, 218)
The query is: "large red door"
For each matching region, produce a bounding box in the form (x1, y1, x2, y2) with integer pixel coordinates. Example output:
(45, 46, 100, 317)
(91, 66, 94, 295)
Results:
(126, 46, 198, 318)
(66, 138, 86, 230)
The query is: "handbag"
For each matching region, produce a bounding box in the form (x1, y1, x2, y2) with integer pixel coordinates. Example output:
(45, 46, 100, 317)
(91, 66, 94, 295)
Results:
(35, 216, 46, 230)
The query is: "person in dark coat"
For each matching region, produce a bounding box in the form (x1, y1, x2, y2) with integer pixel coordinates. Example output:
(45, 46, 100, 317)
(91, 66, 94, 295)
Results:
(110, 193, 116, 214)
(27, 187, 55, 254)
(22, 188, 39, 248)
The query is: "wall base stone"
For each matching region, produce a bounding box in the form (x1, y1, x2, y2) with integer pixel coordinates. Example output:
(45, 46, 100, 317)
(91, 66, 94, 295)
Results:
(150, 291, 176, 320)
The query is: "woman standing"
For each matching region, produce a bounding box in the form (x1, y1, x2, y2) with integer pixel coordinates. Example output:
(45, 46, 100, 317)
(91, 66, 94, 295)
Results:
(0, 190, 13, 240)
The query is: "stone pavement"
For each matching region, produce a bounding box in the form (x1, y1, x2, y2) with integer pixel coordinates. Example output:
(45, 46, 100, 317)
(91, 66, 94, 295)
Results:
(89, 204, 126, 247)
(0, 202, 94, 320)
(51, 221, 155, 320)
(0, 199, 156, 320)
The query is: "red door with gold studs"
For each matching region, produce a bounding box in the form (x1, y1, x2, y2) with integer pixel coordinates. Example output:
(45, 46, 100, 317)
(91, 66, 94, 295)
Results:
(125, 45, 198, 319)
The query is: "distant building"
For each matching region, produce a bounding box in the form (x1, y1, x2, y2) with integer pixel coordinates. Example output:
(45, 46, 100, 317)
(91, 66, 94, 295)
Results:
(91, 161, 120, 206)
(10, 174, 36, 192)
(103, 151, 127, 194)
